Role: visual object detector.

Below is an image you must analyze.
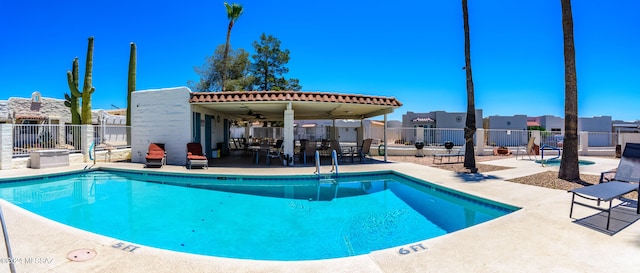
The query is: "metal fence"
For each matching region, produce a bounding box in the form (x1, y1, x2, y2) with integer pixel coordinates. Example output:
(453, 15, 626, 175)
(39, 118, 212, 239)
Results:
(375, 127, 620, 150)
(485, 129, 529, 147)
(384, 127, 469, 146)
(12, 124, 130, 157)
(94, 125, 130, 149)
(586, 131, 618, 147)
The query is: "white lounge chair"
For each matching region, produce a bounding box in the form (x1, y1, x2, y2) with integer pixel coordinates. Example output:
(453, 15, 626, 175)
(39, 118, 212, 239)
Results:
(569, 142, 640, 230)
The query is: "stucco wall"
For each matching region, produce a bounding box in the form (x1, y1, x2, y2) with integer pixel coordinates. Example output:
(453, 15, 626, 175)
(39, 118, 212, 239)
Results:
(131, 87, 192, 166)
(9, 97, 71, 123)
(486, 115, 527, 130)
(0, 124, 12, 169)
(540, 115, 564, 132)
(0, 101, 9, 122)
(579, 116, 612, 132)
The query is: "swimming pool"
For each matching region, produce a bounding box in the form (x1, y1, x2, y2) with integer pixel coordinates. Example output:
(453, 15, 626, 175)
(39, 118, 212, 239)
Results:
(0, 169, 518, 260)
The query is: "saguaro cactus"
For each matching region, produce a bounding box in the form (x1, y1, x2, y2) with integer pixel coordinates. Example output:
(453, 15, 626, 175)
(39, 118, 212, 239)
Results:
(126, 42, 136, 126)
(66, 58, 82, 124)
(81, 37, 96, 125)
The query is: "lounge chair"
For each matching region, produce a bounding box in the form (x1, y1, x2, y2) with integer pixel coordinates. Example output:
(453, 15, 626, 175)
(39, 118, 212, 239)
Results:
(303, 140, 317, 165)
(330, 140, 352, 163)
(186, 142, 208, 169)
(319, 139, 331, 156)
(568, 142, 640, 230)
(515, 137, 537, 160)
(433, 143, 465, 164)
(267, 139, 284, 165)
(145, 143, 166, 168)
(355, 138, 373, 162)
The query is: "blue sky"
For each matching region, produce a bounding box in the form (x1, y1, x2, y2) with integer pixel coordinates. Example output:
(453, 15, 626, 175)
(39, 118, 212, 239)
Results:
(1, 0, 639, 122)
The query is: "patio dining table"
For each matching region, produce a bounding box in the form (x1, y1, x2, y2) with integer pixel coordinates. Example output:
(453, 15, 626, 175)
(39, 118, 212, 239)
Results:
(248, 145, 272, 165)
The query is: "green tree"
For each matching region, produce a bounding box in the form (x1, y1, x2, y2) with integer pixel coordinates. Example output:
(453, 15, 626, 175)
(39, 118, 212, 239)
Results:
(222, 2, 244, 91)
(189, 45, 251, 92)
(462, 0, 477, 173)
(558, 0, 580, 181)
(250, 33, 301, 91)
(527, 125, 546, 131)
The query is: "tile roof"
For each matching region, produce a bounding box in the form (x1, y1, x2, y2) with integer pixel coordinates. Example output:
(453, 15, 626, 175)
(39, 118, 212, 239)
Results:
(412, 117, 435, 122)
(189, 91, 402, 107)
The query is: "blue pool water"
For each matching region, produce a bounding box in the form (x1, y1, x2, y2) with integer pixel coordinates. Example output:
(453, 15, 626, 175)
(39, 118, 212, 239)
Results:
(0, 170, 517, 260)
(534, 159, 595, 166)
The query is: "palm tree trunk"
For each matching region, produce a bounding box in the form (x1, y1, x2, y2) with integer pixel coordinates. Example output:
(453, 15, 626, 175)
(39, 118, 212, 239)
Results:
(558, 0, 580, 181)
(222, 21, 234, 92)
(462, 0, 477, 173)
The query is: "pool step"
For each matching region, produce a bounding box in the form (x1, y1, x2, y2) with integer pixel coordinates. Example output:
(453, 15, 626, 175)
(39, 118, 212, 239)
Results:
(318, 178, 337, 184)
(316, 179, 338, 201)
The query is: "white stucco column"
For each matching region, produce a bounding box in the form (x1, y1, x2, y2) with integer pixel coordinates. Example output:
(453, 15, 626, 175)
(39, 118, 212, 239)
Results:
(0, 124, 13, 170)
(531, 130, 541, 146)
(415, 126, 424, 142)
(57, 124, 65, 147)
(82, 125, 94, 163)
(358, 120, 364, 145)
(383, 114, 388, 162)
(579, 131, 589, 156)
(283, 104, 294, 166)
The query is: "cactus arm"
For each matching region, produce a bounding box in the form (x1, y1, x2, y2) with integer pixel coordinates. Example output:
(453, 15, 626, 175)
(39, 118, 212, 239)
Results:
(66, 58, 82, 124)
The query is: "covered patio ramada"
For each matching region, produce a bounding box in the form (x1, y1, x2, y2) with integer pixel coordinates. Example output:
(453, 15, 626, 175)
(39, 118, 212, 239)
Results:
(130, 87, 402, 166)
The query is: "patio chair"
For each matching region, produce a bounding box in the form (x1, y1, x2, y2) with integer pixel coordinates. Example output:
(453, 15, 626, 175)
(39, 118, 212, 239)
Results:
(515, 137, 537, 160)
(319, 139, 331, 157)
(303, 140, 317, 165)
(145, 143, 166, 168)
(355, 138, 373, 162)
(296, 139, 308, 163)
(568, 142, 640, 230)
(330, 140, 353, 163)
(186, 142, 208, 169)
(267, 139, 284, 165)
(267, 142, 283, 165)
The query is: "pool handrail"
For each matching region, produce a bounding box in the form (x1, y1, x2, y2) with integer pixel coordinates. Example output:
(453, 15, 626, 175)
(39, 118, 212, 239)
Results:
(314, 150, 321, 176)
(0, 206, 17, 273)
(540, 144, 561, 164)
(330, 150, 339, 177)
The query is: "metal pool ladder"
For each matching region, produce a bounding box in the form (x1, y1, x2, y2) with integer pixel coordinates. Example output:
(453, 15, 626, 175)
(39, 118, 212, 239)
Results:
(314, 151, 321, 176)
(0, 206, 17, 273)
(314, 150, 339, 178)
(330, 150, 339, 177)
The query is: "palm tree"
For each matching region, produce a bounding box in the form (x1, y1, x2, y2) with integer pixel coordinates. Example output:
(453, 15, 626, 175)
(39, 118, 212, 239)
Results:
(222, 2, 243, 91)
(558, 0, 580, 181)
(462, 0, 477, 173)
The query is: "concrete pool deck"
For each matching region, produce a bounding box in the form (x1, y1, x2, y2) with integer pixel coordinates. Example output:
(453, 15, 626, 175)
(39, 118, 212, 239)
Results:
(0, 156, 638, 272)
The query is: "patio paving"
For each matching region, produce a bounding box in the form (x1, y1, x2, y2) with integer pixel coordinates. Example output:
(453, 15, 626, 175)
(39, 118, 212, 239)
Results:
(0, 155, 638, 272)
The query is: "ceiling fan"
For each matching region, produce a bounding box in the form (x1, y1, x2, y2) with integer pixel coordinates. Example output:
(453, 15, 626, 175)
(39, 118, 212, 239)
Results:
(247, 110, 266, 119)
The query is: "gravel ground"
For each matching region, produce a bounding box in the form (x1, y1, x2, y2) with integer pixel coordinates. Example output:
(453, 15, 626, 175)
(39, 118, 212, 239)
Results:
(372, 154, 637, 199)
